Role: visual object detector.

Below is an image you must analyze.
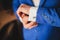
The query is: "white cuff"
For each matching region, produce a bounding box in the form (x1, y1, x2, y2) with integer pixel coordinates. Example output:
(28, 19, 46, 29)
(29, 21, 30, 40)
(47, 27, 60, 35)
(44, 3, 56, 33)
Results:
(28, 7, 38, 22)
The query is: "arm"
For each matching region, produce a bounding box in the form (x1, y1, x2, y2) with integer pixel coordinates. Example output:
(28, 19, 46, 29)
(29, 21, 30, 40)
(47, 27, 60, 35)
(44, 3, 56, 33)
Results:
(12, 0, 21, 14)
(29, 7, 60, 27)
(12, 0, 22, 21)
(28, 0, 60, 27)
(36, 8, 60, 27)
(40, 0, 60, 7)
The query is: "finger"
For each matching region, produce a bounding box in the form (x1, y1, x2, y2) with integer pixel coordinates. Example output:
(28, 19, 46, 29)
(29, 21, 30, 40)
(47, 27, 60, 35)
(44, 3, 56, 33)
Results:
(28, 24, 38, 29)
(23, 22, 34, 26)
(23, 22, 38, 29)
(28, 22, 38, 29)
(20, 4, 31, 15)
(21, 8, 29, 15)
(27, 22, 37, 26)
(20, 4, 29, 8)
(23, 22, 37, 29)
(22, 16, 29, 24)
(20, 12, 25, 18)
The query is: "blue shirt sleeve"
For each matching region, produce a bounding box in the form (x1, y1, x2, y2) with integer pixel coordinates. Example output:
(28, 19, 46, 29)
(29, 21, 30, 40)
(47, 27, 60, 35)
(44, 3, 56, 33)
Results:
(36, 8, 60, 27)
(12, 0, 21, 14)
(36, 0, 60, 27)
(40, 0, 60, 8)
(12, 0, 21, 21)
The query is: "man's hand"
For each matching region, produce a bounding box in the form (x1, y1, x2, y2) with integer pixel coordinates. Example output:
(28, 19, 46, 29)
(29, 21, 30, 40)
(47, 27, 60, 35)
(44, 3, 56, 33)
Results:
(17, 4, 31, 15)
(21, 13, 38, 29)
(16, 4, 38, 29)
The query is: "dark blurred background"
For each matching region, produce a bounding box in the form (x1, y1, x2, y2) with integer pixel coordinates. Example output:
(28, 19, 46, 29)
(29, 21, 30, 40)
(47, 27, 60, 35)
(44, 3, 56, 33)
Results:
(0, 0, 12, 10)
(0, 0, 16, 29)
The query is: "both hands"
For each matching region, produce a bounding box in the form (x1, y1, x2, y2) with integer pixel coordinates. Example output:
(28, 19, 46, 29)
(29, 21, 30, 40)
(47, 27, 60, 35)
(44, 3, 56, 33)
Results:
(16, 4, 37, 29)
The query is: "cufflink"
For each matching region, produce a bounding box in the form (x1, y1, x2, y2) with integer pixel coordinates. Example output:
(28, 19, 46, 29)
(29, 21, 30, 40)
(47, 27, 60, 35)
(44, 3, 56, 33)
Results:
(32, 17, 36, 22)
(33, 17, 36, 19)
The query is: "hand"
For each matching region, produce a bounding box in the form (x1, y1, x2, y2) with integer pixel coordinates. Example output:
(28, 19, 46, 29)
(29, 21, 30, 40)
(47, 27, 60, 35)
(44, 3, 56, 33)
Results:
(21, 13, 38, 29)
(16, 4, 31, 15)
(16, 4, 38, 29)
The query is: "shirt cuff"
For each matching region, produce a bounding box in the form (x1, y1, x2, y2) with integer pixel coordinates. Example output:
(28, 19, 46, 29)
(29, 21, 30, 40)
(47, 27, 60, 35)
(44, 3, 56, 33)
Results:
(28, 7, 38, 22)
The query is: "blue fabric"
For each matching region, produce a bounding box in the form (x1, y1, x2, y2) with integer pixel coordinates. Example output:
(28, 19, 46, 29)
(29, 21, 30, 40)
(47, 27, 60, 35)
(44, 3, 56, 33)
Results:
(12, 0, 60, 40)
(23, 24, 52, 40)
(36, 8, 60, 27)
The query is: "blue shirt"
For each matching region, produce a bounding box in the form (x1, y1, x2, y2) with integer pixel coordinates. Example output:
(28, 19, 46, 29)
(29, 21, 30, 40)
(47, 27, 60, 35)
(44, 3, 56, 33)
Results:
(12, 0, 60, 40)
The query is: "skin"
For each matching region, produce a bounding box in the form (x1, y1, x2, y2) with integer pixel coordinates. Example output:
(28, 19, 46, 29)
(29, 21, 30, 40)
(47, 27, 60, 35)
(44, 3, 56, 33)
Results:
(16, 4, 38, 29)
